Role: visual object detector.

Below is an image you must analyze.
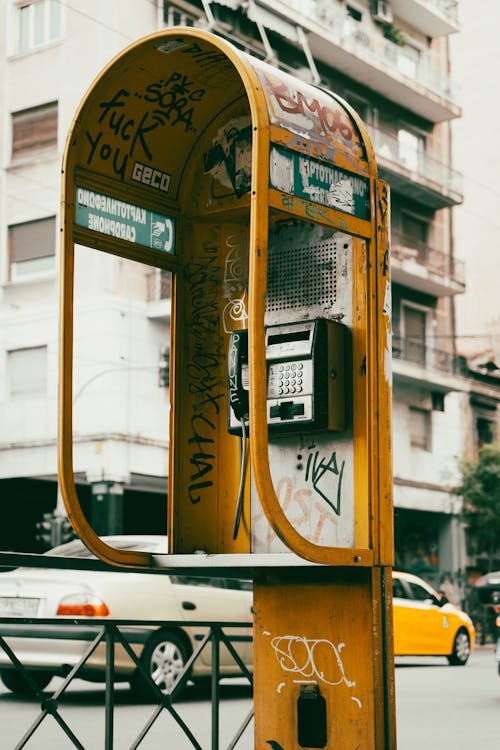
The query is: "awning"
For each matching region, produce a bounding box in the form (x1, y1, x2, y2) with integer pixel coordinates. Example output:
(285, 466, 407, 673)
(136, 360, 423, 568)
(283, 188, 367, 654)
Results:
(247, 1, 300, 42)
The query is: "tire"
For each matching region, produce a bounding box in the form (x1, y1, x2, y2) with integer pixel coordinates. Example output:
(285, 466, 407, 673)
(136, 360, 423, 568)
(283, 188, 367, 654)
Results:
(130, 631, 190, 700)
(191, 675, 212, 696)
(447, 628, 471, 666)
(0, 668, 53, 695)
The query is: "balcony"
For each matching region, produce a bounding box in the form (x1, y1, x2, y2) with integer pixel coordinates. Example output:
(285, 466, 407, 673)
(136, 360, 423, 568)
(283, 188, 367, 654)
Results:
(254, 0, 461, 122)
(367, 124, 463, 208)
(391, 0, 460, 38)
(146, 269, 171, 320)
(203, 0, 460, 122)
(392, 335, 464, 392)
(391, 229, 465, 297)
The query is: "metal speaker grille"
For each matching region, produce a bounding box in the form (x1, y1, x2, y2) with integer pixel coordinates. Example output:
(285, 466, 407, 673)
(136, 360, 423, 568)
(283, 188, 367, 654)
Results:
(267, 239, 338, 312)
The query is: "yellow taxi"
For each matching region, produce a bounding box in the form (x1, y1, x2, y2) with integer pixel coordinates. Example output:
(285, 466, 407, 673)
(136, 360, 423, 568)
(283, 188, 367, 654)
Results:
(392, 571, 475, 665)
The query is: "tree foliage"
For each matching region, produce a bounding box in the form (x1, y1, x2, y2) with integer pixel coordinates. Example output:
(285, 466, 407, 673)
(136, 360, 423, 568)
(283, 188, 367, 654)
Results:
(456, 445, 500, 569)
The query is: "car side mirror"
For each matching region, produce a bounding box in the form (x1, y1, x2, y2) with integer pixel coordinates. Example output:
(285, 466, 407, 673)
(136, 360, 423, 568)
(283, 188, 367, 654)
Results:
(437, 592, 448, 606)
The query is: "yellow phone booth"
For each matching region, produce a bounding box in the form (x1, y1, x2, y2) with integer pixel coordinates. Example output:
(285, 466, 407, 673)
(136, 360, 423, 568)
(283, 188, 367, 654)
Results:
(59, 28, 395, 749)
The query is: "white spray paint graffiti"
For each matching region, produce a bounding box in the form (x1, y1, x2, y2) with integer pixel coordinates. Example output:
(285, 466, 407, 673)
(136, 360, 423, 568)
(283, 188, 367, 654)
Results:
(270, 634, 355, 687)
(269, 632, 363, 707)
(222, 232, 248, 333)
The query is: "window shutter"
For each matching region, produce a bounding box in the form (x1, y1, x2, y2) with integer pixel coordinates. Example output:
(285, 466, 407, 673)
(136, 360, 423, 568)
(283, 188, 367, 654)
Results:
(10, 217, 56, 262)
(12, 102, 58, 159)
(8, 346, 48, 398)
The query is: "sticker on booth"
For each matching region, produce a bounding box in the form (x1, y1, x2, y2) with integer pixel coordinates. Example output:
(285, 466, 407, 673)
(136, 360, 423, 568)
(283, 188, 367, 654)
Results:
(270, 146, 370, 219)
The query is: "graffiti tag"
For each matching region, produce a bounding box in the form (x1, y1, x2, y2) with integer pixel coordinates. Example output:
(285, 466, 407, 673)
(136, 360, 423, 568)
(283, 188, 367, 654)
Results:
(304, 450, 345, 515)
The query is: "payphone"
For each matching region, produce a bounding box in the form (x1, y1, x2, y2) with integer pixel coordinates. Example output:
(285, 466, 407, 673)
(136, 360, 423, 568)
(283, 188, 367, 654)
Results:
(59, 27, 395, 750)
(228, 318, 346, 435)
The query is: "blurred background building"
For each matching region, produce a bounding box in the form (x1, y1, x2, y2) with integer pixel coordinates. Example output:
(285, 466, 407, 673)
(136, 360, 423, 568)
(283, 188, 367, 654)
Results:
(0, 0, 498, 586)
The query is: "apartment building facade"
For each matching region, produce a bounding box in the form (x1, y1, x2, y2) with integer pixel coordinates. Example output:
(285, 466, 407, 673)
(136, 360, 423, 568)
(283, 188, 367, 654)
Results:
(0, 0, 470, 583)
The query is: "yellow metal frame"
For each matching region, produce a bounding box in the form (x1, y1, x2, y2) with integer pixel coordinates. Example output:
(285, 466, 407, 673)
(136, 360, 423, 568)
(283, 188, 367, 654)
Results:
(59, 27, 392, 569)
(58, 28, 395, 750)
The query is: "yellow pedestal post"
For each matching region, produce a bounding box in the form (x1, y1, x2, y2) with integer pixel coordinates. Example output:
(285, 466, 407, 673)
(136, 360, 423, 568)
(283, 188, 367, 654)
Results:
(254, 568, 395, 749)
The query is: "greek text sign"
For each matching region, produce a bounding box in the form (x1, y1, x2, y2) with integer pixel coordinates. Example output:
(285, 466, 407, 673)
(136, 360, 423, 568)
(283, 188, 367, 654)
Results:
(270, 145, 370, 220)
(75, 187, 175, 253)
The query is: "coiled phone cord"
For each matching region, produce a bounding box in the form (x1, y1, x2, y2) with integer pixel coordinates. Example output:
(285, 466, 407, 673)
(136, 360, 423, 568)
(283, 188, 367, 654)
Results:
(232, 416, 249, 539)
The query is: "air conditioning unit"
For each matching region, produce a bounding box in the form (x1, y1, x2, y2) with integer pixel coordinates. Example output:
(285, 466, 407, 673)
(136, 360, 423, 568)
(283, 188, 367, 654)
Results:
(371, 0, 393, 24)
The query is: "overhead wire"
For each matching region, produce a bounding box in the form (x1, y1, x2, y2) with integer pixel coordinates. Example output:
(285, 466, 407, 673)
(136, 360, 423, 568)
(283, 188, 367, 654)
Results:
(53, 0, 137, 41)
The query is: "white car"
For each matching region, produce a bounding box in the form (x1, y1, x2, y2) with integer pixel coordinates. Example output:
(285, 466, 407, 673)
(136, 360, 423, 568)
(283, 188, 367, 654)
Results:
(0, 536, 253, 697)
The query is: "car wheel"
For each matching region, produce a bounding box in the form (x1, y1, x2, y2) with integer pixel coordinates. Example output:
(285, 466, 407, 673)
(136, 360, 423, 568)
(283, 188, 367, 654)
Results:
(447, 628, 471, 666)
(130, 631, 190, 700)
(0, 668, 53, 694)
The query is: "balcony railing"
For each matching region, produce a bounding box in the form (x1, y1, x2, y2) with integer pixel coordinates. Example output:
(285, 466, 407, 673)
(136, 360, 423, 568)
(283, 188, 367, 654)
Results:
(366, 124, 463, 198)
(146, 269, 171, 303)
(344, 21, 456, 99)
(202, 0, 457, 110)
(392, 335, 460, 374)
(391, 230, 465, 286)
(174, 1, 459, 119)
(391, 0, 460, 37)
(432, 0, 459, 22)
(277, 1, 458, 101)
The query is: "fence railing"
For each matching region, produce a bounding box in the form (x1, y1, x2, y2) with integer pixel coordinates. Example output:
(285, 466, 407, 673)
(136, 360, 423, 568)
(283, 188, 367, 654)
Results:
(0, 616, 253, 750)
(0, 551, 253, 750)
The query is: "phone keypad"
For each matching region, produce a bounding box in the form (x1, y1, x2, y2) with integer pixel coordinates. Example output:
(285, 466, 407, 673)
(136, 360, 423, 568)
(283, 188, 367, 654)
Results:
(277, 361, 303, 395)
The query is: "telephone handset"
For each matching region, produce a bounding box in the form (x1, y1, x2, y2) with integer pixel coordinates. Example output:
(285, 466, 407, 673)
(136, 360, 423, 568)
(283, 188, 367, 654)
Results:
(227, 329, 250, 539)
(228, 318, 346, 436)
(228, 329, 249, 422)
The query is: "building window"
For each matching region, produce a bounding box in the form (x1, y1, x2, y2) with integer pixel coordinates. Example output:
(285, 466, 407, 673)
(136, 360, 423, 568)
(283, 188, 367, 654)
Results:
(14, 0, 61, 53)
(163, 2, 201, 27)
(398, 127, 425, 173)
(402, 303, 428, 366)
(345, 91, 374, 126)
(401, 212, 429, 246)
(8, 216, 56, 279)
(147, 269, 172, 303)
(398, 41, 421, 79)
(472, 400, 498, 452)
(7, 346, 48, 399)
(477, 417, 495, 447)
(409, 407, 432, 451)
(11, 101, 58, 162)
(346, 4, 363, 22)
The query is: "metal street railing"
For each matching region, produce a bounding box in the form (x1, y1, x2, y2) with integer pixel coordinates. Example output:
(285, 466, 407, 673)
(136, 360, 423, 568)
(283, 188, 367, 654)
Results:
(0, 551, 253, 750)
(0, 617, 253, 750)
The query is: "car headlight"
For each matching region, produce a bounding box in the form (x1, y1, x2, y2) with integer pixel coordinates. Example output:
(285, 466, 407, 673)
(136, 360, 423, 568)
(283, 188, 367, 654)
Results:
(57, 594, 110, 617)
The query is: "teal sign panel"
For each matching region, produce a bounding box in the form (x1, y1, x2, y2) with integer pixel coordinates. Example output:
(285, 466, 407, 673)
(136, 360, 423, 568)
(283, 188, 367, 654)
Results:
(270, 145, 370, 220)
(75, 186, 175, 253)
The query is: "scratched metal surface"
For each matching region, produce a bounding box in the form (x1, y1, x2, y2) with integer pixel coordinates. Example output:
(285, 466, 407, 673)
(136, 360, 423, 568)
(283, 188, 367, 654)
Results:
(252, 227, 354, 552)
